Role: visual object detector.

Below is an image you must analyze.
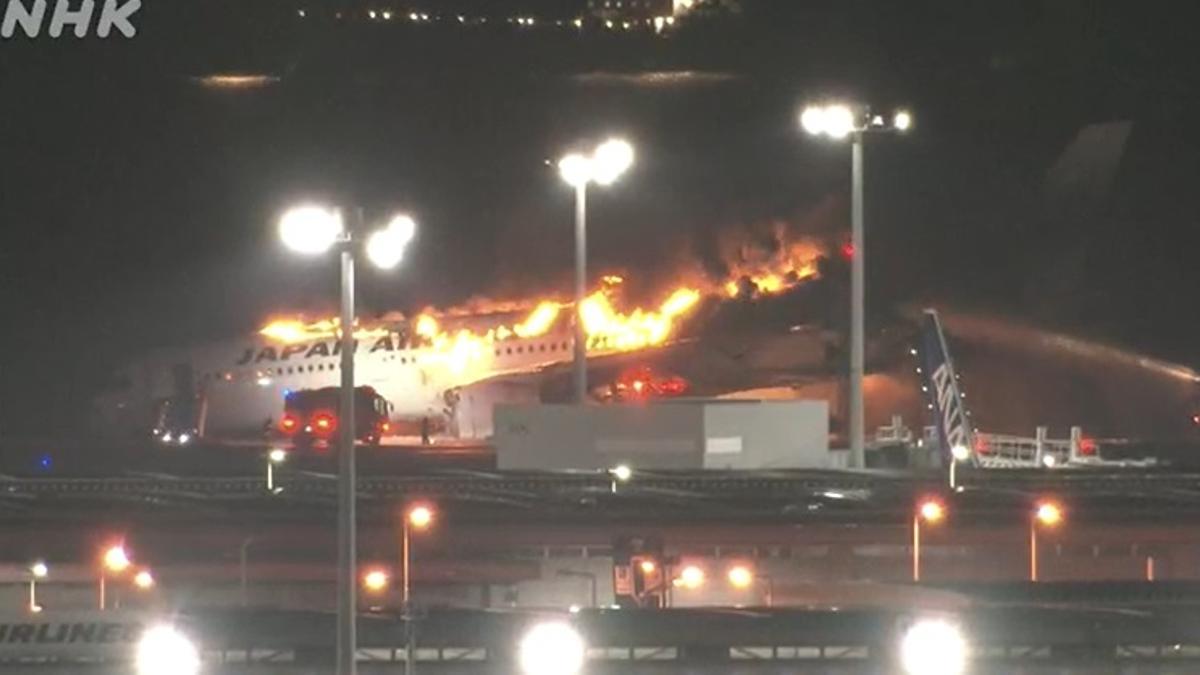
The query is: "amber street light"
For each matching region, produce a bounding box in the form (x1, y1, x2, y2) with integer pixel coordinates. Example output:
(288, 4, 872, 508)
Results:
(912, 498, 945, 582)
(1030, 500, 1064, 582)
(99, 544, 133, 610)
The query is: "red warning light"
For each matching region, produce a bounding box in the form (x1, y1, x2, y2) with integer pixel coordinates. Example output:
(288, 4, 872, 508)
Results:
(1079, 437, 1098, 456)
(312, 413, 337, 435)
(840, 242, 855, 260)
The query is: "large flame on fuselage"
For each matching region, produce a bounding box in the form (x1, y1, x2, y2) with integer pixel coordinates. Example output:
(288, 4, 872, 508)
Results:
(257, 279, 703, 377)
(256, 236, 821, 378)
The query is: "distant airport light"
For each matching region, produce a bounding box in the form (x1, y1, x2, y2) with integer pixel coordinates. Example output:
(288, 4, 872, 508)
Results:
(30, 561, 48, 578)
(727, 565, 754, 589)
(362, 568, 390, 592)
(611, 464, 633, 482)
(134, 569, 155, 590)
(268, 448, 288, 464)
(894, 110, 913, 131)
(1042, 454, 1058, 468)
(918, 499, 945, 524)
(639, 559, 657, 574)
(103, 545, 131, 573)
(1034, 501, 1063, 527)
(177, 432, 191, 444)
(900, 618, 967, 675)
(136, 625, 200, 675)
(950, 444, 970, 462)
(675, 565, 705, 590)
(407, 504, 435, 529)
(279, 205, 343, 255)
(518, 621, 586, 675)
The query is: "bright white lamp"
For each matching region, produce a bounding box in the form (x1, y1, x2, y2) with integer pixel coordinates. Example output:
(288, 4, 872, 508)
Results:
(591, 138, 634, 185)
(899, 618, 967, 675)
(558, 153, 592, 188)
(800, 106, 826, 135)
(279, 206, 343, 255)
(365, 215, 417, 269)
(822, 105, 855, 139)
(136, 625, 200, 675)
(518, 621, 586, 675)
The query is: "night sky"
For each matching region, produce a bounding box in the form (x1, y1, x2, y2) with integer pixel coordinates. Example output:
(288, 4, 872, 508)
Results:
(1, 1, 1198, 433)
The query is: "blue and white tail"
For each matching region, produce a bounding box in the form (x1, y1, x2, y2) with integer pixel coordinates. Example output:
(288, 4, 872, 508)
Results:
(918, 310, 976, 466)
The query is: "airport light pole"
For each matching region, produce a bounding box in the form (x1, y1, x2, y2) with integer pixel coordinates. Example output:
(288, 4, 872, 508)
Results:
(401, 503, 434, 675)
(98, 544, 131, 611)
(279, 206, 417, 675)
(28, 561, 47, 613)
(266, 448, 287, 493)
(558, 139, 635, 403)
(800, 105, 911, 468)
(401, 504, 434, 607)
(912, 498, 945, 582)
(1030, 500, 1063, 582)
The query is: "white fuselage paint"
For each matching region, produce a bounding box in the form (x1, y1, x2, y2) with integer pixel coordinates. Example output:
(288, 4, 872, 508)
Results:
(93, 325, 591, 440)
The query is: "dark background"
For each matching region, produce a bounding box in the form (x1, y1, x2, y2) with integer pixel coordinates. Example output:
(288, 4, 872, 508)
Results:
(1, 0, 1198, 433)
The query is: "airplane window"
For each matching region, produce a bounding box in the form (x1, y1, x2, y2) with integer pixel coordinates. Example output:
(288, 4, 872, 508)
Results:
(539, 344, 546, 352)
(506, 348, 512, 355)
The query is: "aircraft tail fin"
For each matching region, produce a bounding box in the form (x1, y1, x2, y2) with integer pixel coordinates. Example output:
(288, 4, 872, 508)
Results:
(918, 310, 976, 465)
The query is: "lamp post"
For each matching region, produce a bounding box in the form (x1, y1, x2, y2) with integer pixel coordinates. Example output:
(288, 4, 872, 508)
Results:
(558, 139, 635, 403)
(1030, 500, 1063, 582)
(29, 561, 47, 613)
(279, 205, 417, 675)
(402, 504, 435, 608)
(800, 104, 911, 468)
(912, 498, 945, 582)
(401, 503, 434, 675)
(266, 448, 287, 493)
(99, 544, 131, 611)
(609, 463, 632, 493)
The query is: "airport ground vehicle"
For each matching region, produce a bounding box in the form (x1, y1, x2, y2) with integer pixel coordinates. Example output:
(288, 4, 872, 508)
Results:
(278, 386, 393, 449)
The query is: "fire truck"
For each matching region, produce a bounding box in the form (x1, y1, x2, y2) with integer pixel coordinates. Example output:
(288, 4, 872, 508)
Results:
(278, 386, 393, 449)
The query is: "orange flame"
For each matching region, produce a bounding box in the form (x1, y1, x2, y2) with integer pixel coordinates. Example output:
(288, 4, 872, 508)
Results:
(722, 239, 823, 298)
(258, 229, 825, 378)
